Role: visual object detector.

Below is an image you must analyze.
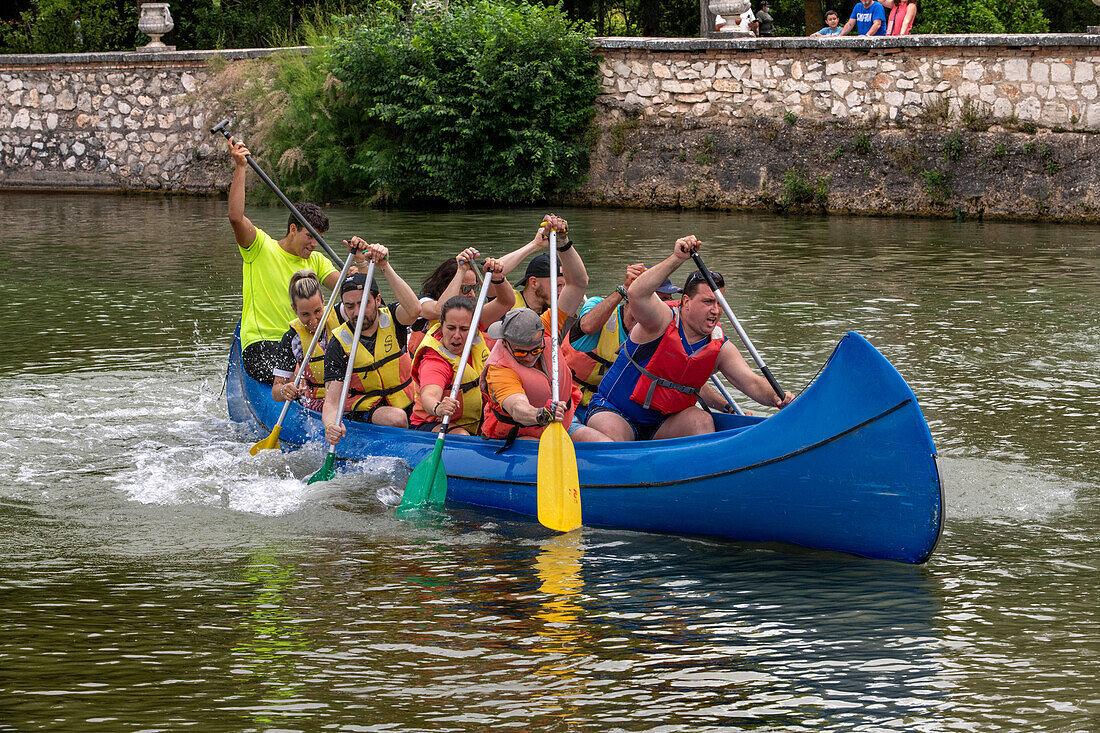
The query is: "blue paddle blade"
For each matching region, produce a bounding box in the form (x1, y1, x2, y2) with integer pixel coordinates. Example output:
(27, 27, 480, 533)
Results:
(401, 440, 446, 513)
(307, 452, 337, 485)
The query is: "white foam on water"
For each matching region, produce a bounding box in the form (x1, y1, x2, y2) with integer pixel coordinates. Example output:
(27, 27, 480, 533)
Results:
(941, 455, 1080, 520)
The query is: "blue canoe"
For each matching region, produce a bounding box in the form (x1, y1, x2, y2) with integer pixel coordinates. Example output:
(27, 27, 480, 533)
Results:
(226, 329, 943, 563)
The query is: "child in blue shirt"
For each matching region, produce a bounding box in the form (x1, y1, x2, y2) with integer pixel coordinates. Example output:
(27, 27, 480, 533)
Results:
(811, 9, 843, 35)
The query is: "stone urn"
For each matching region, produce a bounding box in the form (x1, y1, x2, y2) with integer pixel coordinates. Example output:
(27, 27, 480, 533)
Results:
(138, 2, 174, 50)
(709, 0, 753, 36)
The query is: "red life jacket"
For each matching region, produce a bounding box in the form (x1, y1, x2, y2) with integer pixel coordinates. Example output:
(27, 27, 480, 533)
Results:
(480, 333, 577, 442)
(626, 308, 724, 414)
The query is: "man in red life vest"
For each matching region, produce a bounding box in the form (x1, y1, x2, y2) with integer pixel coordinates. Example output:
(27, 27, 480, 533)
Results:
(585, 235, 794, 441)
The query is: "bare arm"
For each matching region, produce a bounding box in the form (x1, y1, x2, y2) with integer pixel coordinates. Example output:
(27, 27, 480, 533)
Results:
(321, 381, 347, 445)
(838, 18, 856, 35)
(358, 243, 419, 326)
(479, 257, 516, 326)
(497, 224, 548, 276)
(227, 136, 257, 248)
(579, 264, 645, 334)
(716, 342, 794, 408)
(628, 237, 701, 342)
(868, 18, 882, 35)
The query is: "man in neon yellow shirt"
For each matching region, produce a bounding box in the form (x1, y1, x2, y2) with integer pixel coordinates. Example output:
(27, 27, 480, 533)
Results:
(228, 135, 361, 384)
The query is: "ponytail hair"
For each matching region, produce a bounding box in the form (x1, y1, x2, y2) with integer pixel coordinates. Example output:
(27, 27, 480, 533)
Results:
(288, 269, 321, 307)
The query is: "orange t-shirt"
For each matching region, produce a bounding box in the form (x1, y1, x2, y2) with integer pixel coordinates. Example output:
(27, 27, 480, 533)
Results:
(483, 310, 580, 407)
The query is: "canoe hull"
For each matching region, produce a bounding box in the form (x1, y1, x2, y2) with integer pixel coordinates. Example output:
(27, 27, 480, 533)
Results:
(227, 330, 943, 563)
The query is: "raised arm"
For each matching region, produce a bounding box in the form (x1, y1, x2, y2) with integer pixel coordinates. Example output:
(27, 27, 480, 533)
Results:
(479, 257, 516, 326)
(545, 214, 588, 316)
(497, 223, 548, 277)
(367, 243, 420, 327)
(628, 237, 699, 341)
(227, 136, 257, 248)
(421, 247, 480, 323)
(578, 263, 645, 334)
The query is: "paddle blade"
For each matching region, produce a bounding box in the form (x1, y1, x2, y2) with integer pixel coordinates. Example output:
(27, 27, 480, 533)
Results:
(400, 440, 446, 513)
(537, 423, 582, 532)
(307, 451, 337, 485)
(248, 425, 282, 456)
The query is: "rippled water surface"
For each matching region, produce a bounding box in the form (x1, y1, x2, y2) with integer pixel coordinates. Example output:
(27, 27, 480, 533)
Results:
(1, 194, 1097, 731)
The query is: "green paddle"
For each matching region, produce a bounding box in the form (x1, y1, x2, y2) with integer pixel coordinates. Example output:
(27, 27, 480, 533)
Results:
(399, 262, 495, 513)
(307, 261, 376, 484)
(250, 250, 356, 455)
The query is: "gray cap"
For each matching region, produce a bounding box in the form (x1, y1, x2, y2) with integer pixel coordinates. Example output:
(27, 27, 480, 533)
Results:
(487, 308, 544, 349)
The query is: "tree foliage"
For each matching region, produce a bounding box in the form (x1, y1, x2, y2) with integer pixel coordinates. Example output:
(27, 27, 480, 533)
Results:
(238, 1, 599, 205)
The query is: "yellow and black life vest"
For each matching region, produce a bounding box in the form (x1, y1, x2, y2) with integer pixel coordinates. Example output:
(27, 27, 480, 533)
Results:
(288, 309, 341, 401)
(332, 308, 414, 413)
(410, 326, 490, 433)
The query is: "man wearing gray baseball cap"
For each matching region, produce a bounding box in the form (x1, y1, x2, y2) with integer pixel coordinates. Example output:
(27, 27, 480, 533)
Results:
(480, 305, 611, 447)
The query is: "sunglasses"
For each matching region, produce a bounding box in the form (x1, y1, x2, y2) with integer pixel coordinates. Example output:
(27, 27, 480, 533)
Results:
(460, 284, 475, 295)
(684, 270, 725, 290)
(510, 344, 545, 358)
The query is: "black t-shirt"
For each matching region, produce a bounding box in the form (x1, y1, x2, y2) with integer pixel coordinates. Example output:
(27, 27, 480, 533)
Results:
(324, 303, 408, 383)
(272, 327, 301, 380)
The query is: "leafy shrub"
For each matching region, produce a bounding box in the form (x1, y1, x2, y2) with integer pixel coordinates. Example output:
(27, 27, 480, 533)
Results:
(227, 1, 599, 205)
(778, 167, 828, 210)
(915, 0, 1049, 33)
(0, 0, 139, 53)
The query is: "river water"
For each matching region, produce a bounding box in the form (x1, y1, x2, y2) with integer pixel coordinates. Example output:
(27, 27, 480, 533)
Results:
(1, 193, 1097, 731)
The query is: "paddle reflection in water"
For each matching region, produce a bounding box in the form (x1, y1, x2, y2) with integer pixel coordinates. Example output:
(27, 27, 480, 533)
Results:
(531, 532, 587, 722)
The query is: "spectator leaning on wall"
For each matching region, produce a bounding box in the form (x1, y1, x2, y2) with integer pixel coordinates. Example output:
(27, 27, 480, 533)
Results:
(839, 0, 887, 36)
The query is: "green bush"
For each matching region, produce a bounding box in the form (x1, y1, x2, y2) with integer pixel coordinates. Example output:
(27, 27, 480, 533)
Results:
(914, 0, 1049, 33)
(310, 0, 600, 204)
(0, 0, 138, 54)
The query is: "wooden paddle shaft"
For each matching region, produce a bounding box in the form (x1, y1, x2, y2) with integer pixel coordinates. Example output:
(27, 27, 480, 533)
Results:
(210, 119, 342, 267)
(690, 251, 785, 401)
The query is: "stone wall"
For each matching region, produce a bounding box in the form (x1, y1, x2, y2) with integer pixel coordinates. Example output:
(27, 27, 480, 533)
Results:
(2, 37, 1100, 220)
(0, 48, 302, 192)
(584, 35, 1100, 220)
(595, 35, 1100, 129)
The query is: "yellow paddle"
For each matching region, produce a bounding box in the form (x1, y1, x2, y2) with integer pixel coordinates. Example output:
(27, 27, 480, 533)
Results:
(249, 250, 356, 455)
(537, 228, 582, 532)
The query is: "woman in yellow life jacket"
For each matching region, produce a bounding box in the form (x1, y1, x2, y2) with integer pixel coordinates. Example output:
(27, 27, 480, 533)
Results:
(410, 257, 515, 435)
(322, 243, 423, 445)
(271, 270, 341, 411)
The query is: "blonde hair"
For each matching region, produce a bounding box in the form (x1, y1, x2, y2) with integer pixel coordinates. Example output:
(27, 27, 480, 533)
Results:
(288, 269, 322, 307)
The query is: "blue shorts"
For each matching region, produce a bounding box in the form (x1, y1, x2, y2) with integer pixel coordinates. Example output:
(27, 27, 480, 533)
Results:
(585, 393, 668, 441)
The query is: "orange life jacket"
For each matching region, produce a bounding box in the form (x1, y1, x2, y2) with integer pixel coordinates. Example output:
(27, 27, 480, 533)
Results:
(479, 333, 577, 442)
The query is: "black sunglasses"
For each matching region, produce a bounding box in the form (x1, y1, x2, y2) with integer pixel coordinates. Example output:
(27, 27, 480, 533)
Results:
(684, 270, 725, 291)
